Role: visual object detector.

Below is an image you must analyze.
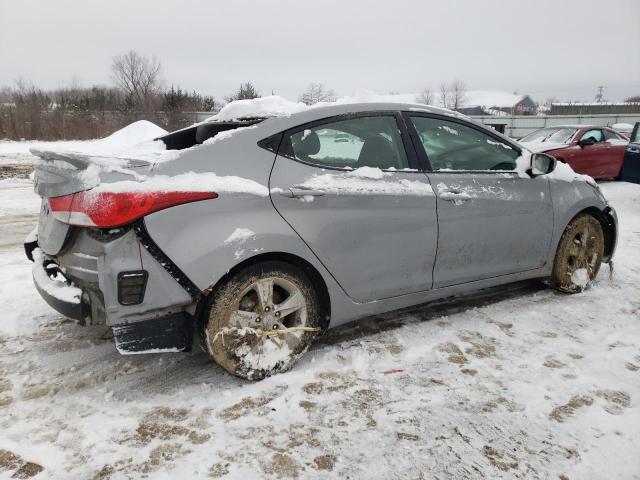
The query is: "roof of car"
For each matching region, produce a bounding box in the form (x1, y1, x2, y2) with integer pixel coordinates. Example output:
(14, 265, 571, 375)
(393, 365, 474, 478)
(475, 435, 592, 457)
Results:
(248, 102, 477, 138)
(544, 124, 612, 130)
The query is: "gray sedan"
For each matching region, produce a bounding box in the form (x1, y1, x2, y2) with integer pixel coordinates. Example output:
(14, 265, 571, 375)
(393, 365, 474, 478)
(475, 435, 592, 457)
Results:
(27, 102, 617, 379)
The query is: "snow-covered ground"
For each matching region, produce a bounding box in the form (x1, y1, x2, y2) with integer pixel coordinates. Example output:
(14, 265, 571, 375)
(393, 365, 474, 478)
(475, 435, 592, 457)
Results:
(0, 160, 639, 479)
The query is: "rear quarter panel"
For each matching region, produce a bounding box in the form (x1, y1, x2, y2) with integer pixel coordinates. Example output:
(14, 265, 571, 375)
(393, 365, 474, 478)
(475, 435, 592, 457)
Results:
(143, 136, 361, 327)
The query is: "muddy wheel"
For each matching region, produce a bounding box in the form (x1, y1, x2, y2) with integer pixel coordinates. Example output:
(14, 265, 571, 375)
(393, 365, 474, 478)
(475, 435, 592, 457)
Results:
(204, 261, 321, 380)
(551, 214, 604, 293)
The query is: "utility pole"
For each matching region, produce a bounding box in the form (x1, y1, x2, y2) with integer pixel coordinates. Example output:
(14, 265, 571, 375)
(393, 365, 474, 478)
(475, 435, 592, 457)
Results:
(595, 86, 604, 103)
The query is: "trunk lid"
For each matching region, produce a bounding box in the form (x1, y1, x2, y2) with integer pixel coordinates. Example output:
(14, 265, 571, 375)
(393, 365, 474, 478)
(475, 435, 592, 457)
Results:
(32, 149, 152, 255)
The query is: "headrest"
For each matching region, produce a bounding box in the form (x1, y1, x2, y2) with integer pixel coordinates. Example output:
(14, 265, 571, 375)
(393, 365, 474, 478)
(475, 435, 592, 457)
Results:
(294, 130, 320, 156)
(358, 135, 398, 169)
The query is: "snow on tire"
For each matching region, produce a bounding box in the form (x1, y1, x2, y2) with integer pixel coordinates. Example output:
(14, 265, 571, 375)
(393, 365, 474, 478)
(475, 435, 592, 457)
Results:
(204, 261, 321, 380)
(551, 214, 604, 293)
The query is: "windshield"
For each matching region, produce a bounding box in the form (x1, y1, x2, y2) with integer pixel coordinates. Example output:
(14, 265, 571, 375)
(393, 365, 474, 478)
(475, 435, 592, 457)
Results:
(520, 127, 578, 144)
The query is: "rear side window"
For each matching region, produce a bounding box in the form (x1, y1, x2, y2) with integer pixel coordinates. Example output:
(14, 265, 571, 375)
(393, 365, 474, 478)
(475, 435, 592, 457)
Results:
(603, 129, 623, 141)
(409, 116, 519, 171)
(581, 129, 604, 143)
(282, 116, 409, 170)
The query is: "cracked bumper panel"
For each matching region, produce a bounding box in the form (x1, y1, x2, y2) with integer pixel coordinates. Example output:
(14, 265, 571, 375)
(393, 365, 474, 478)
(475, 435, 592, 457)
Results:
(32, 249, 85, 321)
(29, 228, 194, 326)
(113, 313, 192, 354)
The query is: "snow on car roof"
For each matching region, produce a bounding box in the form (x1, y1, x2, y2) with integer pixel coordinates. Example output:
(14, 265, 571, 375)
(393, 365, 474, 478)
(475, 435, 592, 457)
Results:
(205, 93, 463, 123)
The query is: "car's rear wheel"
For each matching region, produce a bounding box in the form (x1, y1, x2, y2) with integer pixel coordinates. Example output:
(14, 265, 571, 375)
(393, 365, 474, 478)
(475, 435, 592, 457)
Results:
(551, 214, 604, 293)
(204, 261, 321, 380)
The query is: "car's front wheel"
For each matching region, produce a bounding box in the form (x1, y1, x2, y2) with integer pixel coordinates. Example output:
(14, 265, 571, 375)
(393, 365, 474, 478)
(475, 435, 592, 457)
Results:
(204, 261, 321, 380)
(551, 214, 604, 293)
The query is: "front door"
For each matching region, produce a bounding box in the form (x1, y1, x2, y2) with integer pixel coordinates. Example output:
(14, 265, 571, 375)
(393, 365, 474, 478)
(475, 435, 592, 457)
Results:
(572, 129, 610, 177)
(406, 114, 554, 288)
(270, 113, 438, 302)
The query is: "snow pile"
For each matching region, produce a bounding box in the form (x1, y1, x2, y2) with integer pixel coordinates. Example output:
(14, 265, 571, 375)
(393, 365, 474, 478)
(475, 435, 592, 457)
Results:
(208, 96, 308, 121)
(347, 166, 387, 179)
(206, 91, 461, 123)
(301, 167, 434, 196)
(548, 160, 597, 187)
(30, 120, 175, 164)
(571, 268, 590, 288)
(232, 328, 293, 376)
(86, 120, 167, 150)
(206, 326, 299, 380)
(92, 171, 269, 197)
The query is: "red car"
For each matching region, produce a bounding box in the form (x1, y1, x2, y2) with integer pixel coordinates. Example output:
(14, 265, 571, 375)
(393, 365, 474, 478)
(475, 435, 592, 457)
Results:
(520, 125, 628, 179)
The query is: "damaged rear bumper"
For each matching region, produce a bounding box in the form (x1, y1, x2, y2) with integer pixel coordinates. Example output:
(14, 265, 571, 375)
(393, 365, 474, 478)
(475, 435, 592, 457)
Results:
(32, 250, 86, 321)
(26, 222, 199, 353)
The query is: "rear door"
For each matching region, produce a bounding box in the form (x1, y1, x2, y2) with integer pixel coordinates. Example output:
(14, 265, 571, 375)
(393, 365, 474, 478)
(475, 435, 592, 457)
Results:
(269, 113, 438, 302)
(405, 113, 553, 288)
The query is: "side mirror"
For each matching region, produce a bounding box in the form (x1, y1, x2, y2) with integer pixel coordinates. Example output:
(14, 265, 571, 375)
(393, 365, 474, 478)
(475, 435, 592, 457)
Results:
(578, 137, 596, 147)
(528, 153, 556, 177)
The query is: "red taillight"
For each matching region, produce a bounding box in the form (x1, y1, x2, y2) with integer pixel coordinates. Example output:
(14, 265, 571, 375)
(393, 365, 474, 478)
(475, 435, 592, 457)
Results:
(49, 190, 217, 228)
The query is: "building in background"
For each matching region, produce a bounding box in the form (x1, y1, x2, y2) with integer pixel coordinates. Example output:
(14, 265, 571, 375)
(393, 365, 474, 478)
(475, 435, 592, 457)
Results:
(457, 91, 538, 116)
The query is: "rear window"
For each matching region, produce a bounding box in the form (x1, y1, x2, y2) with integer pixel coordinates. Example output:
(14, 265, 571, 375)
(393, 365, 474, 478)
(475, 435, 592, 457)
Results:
(281, 115, 409, 170)
(159, 119, 264, 150)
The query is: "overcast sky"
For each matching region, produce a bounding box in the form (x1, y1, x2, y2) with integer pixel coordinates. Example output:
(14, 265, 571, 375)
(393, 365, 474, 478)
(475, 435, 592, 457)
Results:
(1, 0, 639, 102)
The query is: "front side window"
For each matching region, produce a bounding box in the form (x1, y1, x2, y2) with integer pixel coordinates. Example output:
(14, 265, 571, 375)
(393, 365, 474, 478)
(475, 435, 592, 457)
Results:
(410, 116, 520, 171)
(581, 129, 604, 143)
(284, 116, 409, 170)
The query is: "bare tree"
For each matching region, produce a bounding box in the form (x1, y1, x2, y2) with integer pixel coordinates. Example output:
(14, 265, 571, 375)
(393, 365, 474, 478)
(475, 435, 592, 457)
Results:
(625, 94, 640, 103)
(111, 50, 162, 111)
(415, 88, 434, 105)
(299, 82, 336, 105)
(438, 81, 467, 110)
(450, 80, 467, 111)
(439, 83, 450, 109)
(225, 82, 260, 103)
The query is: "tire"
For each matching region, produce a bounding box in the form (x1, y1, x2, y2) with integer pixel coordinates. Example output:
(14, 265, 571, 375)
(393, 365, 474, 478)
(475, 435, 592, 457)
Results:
(550, 214, 604, 293)
(203, 261, 321, 380)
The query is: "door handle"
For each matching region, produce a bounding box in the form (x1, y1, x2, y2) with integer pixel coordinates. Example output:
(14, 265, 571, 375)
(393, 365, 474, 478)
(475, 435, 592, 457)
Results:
(279, 186, 326, 198)
(439, 190, 471, 203)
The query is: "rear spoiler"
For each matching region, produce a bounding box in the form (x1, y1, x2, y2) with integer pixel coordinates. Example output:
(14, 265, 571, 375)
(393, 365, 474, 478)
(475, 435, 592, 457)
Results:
(30, 148, 151, 169)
